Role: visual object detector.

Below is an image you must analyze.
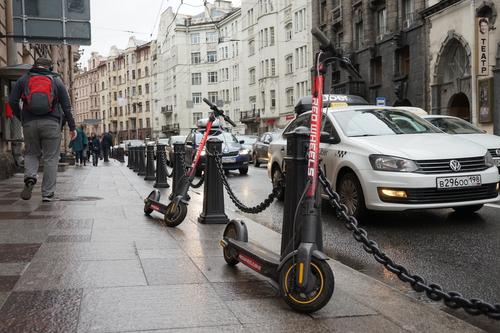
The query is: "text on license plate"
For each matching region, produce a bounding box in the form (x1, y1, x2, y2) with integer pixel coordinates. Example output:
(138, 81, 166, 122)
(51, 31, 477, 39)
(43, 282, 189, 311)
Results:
(222, 157, 236, 163)
(436, 175, 482, 189)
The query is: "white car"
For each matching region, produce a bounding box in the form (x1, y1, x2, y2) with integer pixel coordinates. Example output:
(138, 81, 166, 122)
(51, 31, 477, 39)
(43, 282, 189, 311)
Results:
(422, 115, 500, 172)
(268, 106, 499, 219)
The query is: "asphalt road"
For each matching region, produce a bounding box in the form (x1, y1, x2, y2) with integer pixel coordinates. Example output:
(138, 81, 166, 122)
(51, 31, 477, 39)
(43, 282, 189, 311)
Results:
(222, 165, 500, 332)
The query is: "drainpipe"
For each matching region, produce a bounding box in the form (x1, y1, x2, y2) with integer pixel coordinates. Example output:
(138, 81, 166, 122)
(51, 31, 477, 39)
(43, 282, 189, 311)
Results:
(470, 0, 478, 125)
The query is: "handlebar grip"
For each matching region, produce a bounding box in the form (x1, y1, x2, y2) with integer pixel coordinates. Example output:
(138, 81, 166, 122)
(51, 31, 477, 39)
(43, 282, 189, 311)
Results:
(224, 116, 237, 127)
(311, 27, 333, 51)
(203, 98, 216, 109)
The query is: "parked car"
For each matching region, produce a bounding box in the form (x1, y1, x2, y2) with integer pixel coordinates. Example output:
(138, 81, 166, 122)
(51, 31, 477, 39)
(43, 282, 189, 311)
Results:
(268, 105, 499, 219)
(122, 139, 145, 155)
(252, 132, 280, 167)
(421, 115, 500, 172)
(185, 125, 250, 176)
(236, 135, 258, 162)
(159, 135, 187, 166)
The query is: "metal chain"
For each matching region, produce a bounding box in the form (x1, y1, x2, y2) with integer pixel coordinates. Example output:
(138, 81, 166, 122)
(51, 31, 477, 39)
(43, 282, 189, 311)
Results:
(190, 173, 205, 188)
(210, 150, 278, 214)
(317, 168, 500, 320)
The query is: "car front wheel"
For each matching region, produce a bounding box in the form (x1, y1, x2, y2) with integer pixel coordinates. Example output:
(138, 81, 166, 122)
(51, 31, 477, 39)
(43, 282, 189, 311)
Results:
(272, 168, 285, 201)
(337, 172, 366, 221)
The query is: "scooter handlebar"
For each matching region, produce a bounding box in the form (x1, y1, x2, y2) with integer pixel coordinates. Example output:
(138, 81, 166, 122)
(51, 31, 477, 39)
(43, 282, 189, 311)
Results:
(203, 98, 236, 127)
(311, 27, 333, 52)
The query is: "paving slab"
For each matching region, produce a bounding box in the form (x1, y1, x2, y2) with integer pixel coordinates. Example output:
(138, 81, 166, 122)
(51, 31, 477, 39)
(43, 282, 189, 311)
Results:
(141, 257, 208, 285)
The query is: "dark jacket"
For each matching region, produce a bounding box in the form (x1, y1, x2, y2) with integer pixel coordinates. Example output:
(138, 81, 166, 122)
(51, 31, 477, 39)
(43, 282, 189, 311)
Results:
(90, 137, 101, 153)
(69, 127, 88, 152)
(102, 132, 113, 148)
(8, 67, 76, 131)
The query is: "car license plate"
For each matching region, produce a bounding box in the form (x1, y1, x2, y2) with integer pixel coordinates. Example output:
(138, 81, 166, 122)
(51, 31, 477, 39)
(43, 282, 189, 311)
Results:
(494, 159, 500, 167)
(436, 175, 482, 189)
(222, 156, 236, 163)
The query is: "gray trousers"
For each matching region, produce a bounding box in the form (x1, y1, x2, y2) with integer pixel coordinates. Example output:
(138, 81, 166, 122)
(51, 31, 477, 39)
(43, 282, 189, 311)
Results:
(22, 119, 61, 196)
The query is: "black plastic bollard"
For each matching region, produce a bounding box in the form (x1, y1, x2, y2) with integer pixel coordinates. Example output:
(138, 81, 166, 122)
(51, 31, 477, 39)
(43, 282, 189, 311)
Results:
(144, 144, 156, 180)
(133, 147, 140, 172)
(154, 144, 169, 188)
(137, 146, 146, 176)
(280, 126, 323, 258)
(170, 142, 186, 200)
(127, 146, 132, 168)
(198, 138, 229, 225)
(117, 147, 125, 163)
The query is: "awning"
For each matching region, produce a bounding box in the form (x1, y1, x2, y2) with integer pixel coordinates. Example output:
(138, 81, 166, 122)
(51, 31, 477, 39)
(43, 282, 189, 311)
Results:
(0, 64, 31, 80)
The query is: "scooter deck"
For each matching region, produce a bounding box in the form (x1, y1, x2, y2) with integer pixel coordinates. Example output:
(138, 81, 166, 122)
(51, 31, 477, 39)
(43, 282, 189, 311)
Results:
(226, 238, 280, 280)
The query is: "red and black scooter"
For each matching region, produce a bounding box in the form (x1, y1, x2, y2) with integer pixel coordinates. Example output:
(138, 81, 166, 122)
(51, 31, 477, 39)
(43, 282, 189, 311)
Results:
(219, 28, 343, 313)
(144, 98, 236, 227)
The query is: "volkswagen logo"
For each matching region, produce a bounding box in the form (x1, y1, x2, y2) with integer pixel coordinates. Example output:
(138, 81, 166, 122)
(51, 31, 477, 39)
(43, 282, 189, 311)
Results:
(496, 148, 500, 157)
(449, 160, 461, 172)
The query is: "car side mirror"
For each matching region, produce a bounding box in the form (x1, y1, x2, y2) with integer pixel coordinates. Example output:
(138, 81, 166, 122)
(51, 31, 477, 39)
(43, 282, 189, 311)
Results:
(239, 140, 245, 144)
(185, 141, 193, 145)
(320, 131, 340, 144)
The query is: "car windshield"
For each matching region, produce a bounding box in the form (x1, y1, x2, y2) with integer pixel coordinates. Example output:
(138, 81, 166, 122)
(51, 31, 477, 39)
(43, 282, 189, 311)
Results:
(195, 131, 238, 144)
(426, 117, 483, 134)
(332, 109, 438, 137)
(237, 136, 257, 144)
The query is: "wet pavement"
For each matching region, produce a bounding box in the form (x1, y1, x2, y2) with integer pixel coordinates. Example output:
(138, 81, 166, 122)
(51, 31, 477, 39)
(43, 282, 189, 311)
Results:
(0, 160, 489, 332)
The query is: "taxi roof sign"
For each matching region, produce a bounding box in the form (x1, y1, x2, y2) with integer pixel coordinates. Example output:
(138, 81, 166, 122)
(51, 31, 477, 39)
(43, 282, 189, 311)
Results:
(295, 94, 368, 115)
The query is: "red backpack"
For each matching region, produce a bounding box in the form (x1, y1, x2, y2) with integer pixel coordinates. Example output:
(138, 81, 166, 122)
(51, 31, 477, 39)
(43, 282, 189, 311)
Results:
(23, 73, 56, 115)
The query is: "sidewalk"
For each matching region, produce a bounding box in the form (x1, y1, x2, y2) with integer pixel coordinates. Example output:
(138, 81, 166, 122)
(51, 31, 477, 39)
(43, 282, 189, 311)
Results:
(0, 160, 485, 333)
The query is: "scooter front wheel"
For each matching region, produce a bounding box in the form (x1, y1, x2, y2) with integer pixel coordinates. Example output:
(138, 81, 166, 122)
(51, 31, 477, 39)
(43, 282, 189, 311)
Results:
(163, 202, 188, 227)
(222, 223, 240, 266)
(144, 190, 161, 216)
(279, 257, 334, 313)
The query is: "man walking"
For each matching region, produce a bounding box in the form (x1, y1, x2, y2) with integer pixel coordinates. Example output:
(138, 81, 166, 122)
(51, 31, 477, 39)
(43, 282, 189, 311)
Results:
(101, 131, 113, 162)
(9, 57, 76, 202)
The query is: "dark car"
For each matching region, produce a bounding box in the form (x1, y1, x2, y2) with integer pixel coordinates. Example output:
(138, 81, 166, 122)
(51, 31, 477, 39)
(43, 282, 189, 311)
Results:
(236, 135, 258, 162)
(252, 132, 279, 167)
(158, 135, 186, 166)
(185, 128, 250, 176)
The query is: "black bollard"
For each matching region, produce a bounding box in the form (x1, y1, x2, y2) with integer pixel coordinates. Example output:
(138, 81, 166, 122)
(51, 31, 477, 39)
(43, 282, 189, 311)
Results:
(137, 146, 146, 176)
(170, 142, 186, 200)
(198, 138, 229, 225)
(133, 147, 140, 172)
(117, 147, 125, 163)
(154, 144, 169, 188)
(280, 126, 322, 258)
(127, 146, 132, 168)
(144, 144, 156, 180)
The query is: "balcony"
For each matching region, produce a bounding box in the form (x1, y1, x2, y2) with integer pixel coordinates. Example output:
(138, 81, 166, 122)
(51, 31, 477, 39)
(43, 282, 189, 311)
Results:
(240, 110, 260, 123)
(162, 123, 180, 135)
(161, 105, 173, 115)
(329, 5, 342, 26)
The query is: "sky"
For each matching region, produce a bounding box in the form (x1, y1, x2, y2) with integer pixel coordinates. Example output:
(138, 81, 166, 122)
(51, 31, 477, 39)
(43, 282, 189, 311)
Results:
(79, 0, 241, 68)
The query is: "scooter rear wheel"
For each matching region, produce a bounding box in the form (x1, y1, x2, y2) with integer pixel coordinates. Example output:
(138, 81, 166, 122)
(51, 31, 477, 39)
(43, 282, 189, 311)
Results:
(144, 190, 160, 216)
(163, 202, 188, 227)
(279, 257, 334, 313)
(222, 223, 240, 266)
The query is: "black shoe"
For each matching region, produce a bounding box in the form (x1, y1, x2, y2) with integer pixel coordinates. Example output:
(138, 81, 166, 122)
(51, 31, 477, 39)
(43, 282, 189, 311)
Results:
(21, 181, 35, 200)
(42, 193, 56, 202)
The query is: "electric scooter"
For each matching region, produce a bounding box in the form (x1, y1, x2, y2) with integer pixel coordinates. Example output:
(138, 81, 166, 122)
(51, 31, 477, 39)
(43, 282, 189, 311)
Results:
(219, 28, 342, 313)
(144, 98, 236, 227)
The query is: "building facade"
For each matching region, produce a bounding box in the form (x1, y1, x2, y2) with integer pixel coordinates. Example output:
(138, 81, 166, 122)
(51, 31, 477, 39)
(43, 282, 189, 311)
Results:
(422, 0, 500, 134)
(312, 0, 426, 107)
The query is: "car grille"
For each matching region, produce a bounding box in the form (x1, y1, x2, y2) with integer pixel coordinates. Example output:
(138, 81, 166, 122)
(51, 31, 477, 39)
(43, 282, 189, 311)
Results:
(380, 184, 498, 204)
(224, 151, 239, 157)
(415, 156, 487, 174)
(488, 149, 500, 158)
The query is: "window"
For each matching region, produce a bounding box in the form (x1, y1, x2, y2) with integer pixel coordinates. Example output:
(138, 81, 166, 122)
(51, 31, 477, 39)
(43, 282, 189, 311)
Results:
(296, 81, 308, 98)
(191, 73, 202, 85)
(208, 71, 218, 83)
(286, 88, 294, 106)
(396, 46, 410, 76)
(233, 87, 240, 101)
(320, 0, 327, 24)
(295, 46, 307, 69)
(248, 39, 255, 56)
(247, 8, 254, 26)
(191, 52, 201, 64)
(206, 31, 218, 43)
(207, 51, 217, 63)
(191, 33, 200, 44)
(233, 64, 239, 80)
(146, 101, 150, 112)
(132, 70, 136, 79)
(269, 27, 275, 46)
(355, 21, 363, 49)
(193, 112, 203, 125)
(265, 59, 269, 76)
(145, 67, 149, 76)
(192, 93, 202, 104)
(285, 55, 293, 74)
(271, 58, 276, 76)
(249, 68, 256, 84)
(370, 57, 382, 84)
(138, 69, 142, 78)
(138, 85, 142, 95)
(145, 84, 150, 94)
(403, 0, 415, 25)
(270, 90, 276, 108)
(377, 8, 387, 38)
(208, 91, 218, 104)
(294, 8, 306, 33)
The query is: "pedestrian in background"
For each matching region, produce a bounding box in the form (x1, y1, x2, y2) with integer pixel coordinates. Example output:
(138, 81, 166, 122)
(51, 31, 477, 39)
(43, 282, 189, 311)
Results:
(101, 131, 113, 162)
(9, 57, 76, 202)
(90, 133, 101, 166)
(69, 125, 88, 166)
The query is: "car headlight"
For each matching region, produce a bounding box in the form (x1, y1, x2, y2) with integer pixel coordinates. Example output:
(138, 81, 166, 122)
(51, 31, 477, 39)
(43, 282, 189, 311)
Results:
(239, 149, 249, 155)
(369, 155, 418, 172)
(485, 152, 494, 167)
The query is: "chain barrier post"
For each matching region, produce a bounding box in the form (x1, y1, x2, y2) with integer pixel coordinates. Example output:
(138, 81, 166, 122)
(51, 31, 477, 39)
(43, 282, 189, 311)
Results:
(281, 126, 323, 257)
(117, 147, 125, 163)
(144, 144, 156, 180)
(127, 146, 132, 168)
(133, 147, 140, 172)
(170, 142, 187, 200)
(198, 138, 229, 224)
(137, 146, 147, 176)
(154, 144, 170, 188)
